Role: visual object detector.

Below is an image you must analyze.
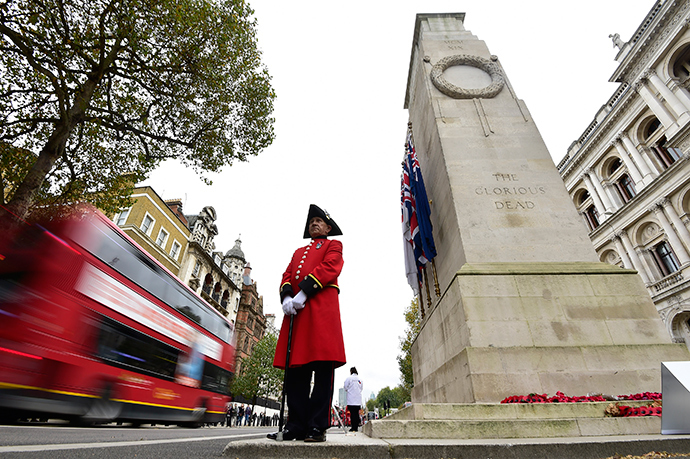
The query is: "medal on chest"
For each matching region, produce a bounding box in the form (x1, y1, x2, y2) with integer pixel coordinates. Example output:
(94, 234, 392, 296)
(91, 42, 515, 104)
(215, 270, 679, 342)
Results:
(316, 241, 324, 249)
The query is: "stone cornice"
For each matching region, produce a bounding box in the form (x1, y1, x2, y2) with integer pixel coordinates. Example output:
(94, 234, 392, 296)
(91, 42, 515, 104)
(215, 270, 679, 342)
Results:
(560, 86, 641, 179)
(611, 1, 688, 85)
(561, 2, 690, 180)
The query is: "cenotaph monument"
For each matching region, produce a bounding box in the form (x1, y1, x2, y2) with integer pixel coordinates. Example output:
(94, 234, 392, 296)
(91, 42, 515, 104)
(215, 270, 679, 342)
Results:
(403, 13, 690, 406)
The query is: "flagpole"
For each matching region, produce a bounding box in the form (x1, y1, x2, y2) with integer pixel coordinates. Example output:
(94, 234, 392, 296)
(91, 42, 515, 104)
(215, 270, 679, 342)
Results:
(418, 284, 425, 319)
(422, 267, 432, 310)
(431, 259, 441, 297)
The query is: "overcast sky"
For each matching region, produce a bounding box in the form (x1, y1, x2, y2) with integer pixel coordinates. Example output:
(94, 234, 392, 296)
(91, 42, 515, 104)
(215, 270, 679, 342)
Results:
(142, 0, 655, 401)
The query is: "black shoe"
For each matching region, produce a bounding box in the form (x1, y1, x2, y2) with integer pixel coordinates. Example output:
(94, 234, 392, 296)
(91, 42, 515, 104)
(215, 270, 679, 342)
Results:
(304, 428, 326, 443)
(267, 429, 305, 441)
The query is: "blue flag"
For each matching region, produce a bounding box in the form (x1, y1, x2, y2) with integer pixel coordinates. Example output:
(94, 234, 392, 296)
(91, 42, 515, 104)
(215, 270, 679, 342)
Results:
(405, 132, 437, 262)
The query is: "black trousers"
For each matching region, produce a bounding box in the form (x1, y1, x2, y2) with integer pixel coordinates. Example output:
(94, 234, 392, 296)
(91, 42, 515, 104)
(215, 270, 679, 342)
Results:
(285, 361, 335, 434)
(347, 405, 360, 431)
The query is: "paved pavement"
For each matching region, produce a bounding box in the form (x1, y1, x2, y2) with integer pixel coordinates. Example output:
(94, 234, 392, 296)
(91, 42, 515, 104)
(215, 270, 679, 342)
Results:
(223, 428, 690, 459)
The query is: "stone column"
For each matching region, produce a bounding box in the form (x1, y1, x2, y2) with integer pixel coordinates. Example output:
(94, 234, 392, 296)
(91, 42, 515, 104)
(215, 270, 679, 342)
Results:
(618, 230, 652, 284)
(580, 172, 607, 221)
(612, 137, 645, 188)
(620, 133, 656, 183)
(638, 247, 660, 282)
(604, 183, 623, 209)
(611, 233, 633, 269)
(669, 78, 690, 112)
(635, 77, 678, 132)
(659, 198, 690, 256)
(646, 70, 690, 123)
(585, 168, 614, 216)
(652, 201, 690, 266)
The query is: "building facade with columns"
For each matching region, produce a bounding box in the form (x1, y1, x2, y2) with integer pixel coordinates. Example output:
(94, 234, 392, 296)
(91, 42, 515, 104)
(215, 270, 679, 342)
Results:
(559, 0, 690, 346)
(177, 206, 243, 322)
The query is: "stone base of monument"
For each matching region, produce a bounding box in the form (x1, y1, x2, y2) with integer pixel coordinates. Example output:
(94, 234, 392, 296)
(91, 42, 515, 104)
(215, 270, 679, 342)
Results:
(364, 402, 662, 439)
(411, 263, 690, 405)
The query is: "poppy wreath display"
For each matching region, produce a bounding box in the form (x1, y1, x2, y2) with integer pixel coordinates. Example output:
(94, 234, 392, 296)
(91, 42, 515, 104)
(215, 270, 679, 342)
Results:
(500, 391, 661, 404)
(501, 392, 663, 417)
(605, 402, 662, 417)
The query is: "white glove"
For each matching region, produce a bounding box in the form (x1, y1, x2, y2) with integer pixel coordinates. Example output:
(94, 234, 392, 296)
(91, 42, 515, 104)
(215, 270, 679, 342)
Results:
(293, 291, 307, 310)
(282, 296, 296, 316)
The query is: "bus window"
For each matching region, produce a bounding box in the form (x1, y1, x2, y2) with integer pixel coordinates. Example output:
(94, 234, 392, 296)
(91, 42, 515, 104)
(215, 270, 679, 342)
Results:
(96, 316, 179, 380)
(201, 362, 232, 395)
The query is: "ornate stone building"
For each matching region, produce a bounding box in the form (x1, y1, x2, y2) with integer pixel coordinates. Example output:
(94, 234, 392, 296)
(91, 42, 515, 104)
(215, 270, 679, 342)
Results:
(234, 263, 267, 373)
(177, 206, 243, 321)
(558, 0, 690, 346)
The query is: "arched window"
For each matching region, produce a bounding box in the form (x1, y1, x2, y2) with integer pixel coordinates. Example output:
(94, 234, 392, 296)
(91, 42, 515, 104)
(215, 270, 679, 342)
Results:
(202, 273, 213, 295)
(608, 158, 622, 176)
(616, 174, 636, 203)
(653, 241, 680, 276)
(584, 205, 600, 231)
(212, 282, 222, 302)
(578, 190, 591, 206)
(672, 45, 690, 82)
(652, 136, 682, 169)
(645, 118, 661, 140)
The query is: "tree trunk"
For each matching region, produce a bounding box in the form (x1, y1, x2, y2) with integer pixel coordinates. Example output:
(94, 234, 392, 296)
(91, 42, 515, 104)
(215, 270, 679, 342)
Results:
(5, 126, 70, 220)
(5, 73, 103, 220)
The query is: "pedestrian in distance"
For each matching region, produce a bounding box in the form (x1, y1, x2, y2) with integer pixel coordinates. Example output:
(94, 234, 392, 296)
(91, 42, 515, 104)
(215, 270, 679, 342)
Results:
(245, 405, 252, 426)
(267, 204, 346, 443)
(226, 404, 234, 427)
(344, 366, 363, 432)
(237, 404, 244, 426)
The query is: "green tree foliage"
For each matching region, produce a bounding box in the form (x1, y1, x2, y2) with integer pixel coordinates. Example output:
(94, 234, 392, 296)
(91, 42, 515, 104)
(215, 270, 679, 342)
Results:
(375, 385, 409, 413)
(0, 0, 275, 219)
(230, 331, 283, 406)
(397, 297, 422, 392)
(365, 398, 375, 412)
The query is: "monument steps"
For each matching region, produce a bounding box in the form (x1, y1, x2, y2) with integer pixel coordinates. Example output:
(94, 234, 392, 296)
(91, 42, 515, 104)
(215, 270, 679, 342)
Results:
(364, 403, 661, 439)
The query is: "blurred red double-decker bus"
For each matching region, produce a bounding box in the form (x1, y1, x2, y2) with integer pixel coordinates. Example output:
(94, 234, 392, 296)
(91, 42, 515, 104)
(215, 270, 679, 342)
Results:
(0, 205, 235, 426)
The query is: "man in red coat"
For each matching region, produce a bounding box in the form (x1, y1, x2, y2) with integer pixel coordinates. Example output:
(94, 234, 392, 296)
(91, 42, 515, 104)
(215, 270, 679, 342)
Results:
(267, 204, 346, 443)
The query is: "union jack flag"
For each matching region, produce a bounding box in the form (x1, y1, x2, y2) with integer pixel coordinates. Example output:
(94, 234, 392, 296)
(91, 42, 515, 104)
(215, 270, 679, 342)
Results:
(401, 130, 436, 293)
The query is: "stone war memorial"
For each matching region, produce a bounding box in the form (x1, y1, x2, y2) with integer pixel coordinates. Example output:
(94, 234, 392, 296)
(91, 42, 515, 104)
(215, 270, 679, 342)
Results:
(365, 13, 690, 440)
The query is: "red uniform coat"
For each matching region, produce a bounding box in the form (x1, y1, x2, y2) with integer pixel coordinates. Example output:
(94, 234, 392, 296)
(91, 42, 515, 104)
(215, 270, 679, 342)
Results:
(273, 237, 346, 369)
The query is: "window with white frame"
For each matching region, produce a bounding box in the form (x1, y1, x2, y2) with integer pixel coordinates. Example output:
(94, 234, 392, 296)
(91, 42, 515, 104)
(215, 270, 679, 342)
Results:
(114, 208, 130, 226)
(156, 228, 169, 247)
(170, 240, 181, 260)
(653, 241, 681, 277)
(141, 214, 155, 235)
(192, 260, 201, 277)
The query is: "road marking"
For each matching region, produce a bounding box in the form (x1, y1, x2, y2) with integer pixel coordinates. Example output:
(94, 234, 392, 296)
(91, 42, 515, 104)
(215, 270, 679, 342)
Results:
(0, 433, 263, 453)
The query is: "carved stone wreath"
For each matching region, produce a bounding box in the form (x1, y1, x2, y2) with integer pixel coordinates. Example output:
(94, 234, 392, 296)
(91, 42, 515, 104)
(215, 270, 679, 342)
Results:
(430, 54, 505, 99)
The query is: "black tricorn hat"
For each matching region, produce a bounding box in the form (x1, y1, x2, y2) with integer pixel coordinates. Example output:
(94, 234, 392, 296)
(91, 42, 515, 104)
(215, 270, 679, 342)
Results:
(303, 204, 343, 239)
